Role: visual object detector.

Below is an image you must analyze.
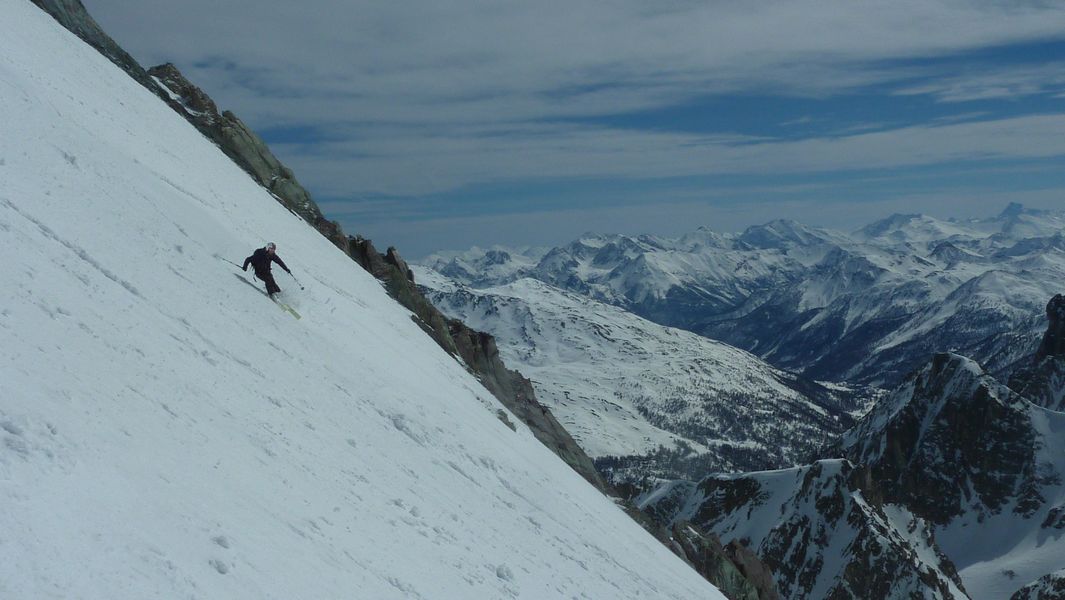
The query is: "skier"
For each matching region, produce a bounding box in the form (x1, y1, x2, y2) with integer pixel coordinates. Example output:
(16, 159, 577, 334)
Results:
(243, 242, 291, 298)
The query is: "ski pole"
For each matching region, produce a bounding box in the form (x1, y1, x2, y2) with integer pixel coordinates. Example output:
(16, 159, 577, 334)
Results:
(216, 255, 244, 270)
(288, 271, 305, 290)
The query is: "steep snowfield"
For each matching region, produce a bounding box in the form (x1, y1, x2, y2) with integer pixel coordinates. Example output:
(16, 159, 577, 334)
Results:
(415, 269, 866, 480)
(0, 3, 721, 598)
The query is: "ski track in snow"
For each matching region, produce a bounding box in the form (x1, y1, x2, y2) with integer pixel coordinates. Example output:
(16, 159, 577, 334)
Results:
(0, 2, 722, 598)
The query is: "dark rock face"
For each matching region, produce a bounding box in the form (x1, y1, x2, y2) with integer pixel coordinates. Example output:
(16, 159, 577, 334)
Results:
(839, 353, 1046, 525)
(347, 237, 607, 491)
(1036, 294, 1065, 360)
(669, 521, 773, 600)
(725, 539, 781, 600)
(145, 64, 348, 251)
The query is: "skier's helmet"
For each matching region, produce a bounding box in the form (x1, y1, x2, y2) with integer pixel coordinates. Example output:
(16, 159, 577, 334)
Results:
(266, 242, 276, 251)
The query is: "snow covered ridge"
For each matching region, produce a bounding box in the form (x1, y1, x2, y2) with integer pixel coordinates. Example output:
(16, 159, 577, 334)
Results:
(637, 460, 967, 599)
(0, 2, 723, 597)
(421, 207, 1065, 386)
(1010, 569, 1065, 600)
(415, 268, 873, 482)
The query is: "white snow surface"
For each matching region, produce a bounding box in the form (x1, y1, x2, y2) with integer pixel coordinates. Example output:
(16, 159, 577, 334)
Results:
(0, 3, 722, 599)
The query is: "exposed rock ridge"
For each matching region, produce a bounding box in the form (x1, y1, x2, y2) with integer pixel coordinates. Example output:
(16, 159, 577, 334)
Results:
(617, 304, 1065, 598)
(146, 63, 348, 250)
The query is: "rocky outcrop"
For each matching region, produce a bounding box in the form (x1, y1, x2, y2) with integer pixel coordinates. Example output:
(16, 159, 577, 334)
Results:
(723, 539, 781, 600)
(669, 521, 776, 600)
(347, 237, 607, 491)
(146, 64, 348, 250)
(839, 353, 1048, 524)
(639, 460, 967, 599)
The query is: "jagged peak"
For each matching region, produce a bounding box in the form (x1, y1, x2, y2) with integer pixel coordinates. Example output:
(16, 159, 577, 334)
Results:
(843, 352, 1010, 445)
(838, 351, 1047, 526)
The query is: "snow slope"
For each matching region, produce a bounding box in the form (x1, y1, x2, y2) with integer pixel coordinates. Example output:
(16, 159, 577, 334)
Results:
(0, 2, 722, 598)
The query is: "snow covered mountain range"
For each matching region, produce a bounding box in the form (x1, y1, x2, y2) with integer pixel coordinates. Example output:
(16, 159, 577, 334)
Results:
(0, 2, 725, 597)
(422, 205, 1065, 387)
(415, 268, 871, 482)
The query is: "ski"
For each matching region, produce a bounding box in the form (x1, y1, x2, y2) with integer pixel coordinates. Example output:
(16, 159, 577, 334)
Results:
(273, 299, 301, 320)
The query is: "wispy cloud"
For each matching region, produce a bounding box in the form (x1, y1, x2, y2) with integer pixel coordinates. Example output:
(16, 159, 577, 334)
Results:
(88, 0, 1065, 125)
(82, 0, 1065, 251)
(895, 63, 1065, 102)
(272, 113, 1065, 197)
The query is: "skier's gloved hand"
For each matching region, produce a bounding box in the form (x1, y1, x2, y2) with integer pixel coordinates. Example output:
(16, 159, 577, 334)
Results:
(243, 265, 247, 271)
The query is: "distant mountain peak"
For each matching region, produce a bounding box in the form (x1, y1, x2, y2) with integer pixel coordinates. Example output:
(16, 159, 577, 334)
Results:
(738, 218, 827, 249)
(857, 212, 925, 238)
(999, 202, 1027, 219)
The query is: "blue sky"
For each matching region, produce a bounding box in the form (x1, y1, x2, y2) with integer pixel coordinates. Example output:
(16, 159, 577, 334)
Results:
(86, 0, 1065, 257)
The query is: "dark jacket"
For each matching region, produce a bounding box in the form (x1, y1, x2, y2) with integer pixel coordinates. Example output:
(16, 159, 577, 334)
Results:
(243, 248, 290, 277)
